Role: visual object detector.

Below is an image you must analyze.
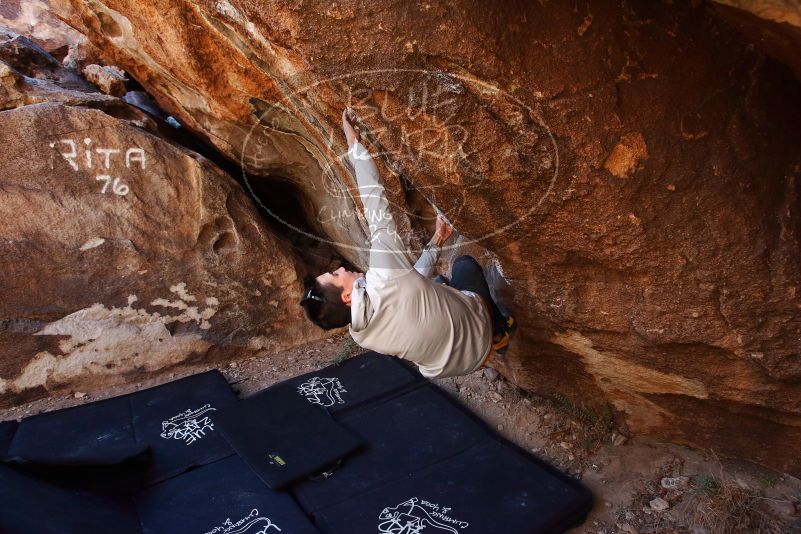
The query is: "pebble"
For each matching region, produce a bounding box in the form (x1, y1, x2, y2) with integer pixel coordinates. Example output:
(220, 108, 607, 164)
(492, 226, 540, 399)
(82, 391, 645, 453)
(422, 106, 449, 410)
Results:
(74, 392, 86, 399)
(660, 476, 690, 490)
(559, 441, 571, 449)
(496, 424, 504, 431)
(767, 498, 796, 517)
(610, 432, 628, 446)
(229, 362, 237, 368)
(616, 522, 638, 534)
(483, 367, 499, 381)
(490, 392, 503, 402)
(649, 497, 670, 512)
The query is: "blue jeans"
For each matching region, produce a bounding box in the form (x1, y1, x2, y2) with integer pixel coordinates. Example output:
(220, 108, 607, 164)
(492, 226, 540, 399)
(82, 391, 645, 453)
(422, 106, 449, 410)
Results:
(448, 256, 506, 336)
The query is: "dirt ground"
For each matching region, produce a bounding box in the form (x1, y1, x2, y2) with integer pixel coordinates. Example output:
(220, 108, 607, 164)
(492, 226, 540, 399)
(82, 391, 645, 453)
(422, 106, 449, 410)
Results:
(2, 333, 800, 534)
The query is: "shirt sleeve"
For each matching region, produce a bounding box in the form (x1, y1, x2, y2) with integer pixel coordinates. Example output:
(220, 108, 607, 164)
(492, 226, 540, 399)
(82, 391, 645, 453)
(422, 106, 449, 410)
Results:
(348, 142, 412, 276)
(413, 238, 440, 278)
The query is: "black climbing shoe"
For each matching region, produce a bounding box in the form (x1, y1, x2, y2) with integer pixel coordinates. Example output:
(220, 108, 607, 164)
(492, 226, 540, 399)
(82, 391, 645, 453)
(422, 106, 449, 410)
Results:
(492, 315, 517, 355)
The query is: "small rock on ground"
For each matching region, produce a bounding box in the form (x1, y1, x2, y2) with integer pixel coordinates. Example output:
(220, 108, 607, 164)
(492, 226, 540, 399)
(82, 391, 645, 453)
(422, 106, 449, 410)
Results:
(649, 497, 670, 512)
(660, 476, 689, 490)
(483, 367, 499, 381)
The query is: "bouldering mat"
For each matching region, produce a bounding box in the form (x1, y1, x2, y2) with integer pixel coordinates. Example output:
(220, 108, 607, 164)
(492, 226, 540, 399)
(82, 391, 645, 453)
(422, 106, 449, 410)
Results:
(4, 370, 237, 486)
(0, 352, 591, 534)
(0, 420, 18, 459)
(309, 438, 591, 534)
(289, 379, 592, 534)
(291, 385, 490, 512)
(129, 370, 238, 484)
(254, 352, 424, 415)
(0, 464, 141, 534)
(136, 455, 320, 534)
(215, 384, 362, 490)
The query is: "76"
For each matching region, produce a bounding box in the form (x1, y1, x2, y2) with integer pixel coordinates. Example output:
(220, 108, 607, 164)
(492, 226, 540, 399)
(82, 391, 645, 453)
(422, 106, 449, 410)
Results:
(95, 175, 130, 195)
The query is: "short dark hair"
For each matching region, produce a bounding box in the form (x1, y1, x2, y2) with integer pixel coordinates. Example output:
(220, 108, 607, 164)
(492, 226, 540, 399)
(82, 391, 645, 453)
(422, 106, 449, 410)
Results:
(300, 276, 351, 330)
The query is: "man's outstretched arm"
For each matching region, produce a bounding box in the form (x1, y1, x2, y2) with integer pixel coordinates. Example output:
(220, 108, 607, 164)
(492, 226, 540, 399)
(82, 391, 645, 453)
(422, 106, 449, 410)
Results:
(344, 108, 411, 276)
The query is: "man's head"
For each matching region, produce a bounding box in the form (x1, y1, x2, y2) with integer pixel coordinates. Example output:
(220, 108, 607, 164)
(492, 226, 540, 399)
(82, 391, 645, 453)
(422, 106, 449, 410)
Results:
(300, 266, 363, 330)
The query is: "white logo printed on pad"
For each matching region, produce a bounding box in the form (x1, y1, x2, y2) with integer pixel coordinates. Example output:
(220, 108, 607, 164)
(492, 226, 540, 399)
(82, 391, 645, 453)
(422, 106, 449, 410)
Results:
(204, 508, 281, 534)
(378, 497, 469, 533)
(297, 377, 347, 408)
(160, 404, 216, 445)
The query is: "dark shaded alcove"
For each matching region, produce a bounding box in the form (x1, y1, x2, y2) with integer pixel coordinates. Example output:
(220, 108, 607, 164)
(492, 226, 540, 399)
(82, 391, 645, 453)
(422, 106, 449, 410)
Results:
(119, 84, 342, 275)
(246, 176, 341, 274)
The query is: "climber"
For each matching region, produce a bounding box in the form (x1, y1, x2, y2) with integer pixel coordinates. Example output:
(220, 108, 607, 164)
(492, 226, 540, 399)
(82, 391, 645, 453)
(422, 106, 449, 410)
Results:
(299, 108, 515, 378)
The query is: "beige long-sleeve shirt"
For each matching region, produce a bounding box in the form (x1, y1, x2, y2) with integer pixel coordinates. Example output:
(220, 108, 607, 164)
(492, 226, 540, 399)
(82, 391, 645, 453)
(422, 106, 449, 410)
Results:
(347, 142, 492, 378)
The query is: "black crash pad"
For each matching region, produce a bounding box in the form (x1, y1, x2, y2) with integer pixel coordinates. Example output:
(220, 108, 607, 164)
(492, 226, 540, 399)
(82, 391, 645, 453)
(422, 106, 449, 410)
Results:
(129, 370, 238, 484)
(4, 370, 237, 486)
(4, 393, 150, 493)
(290, 379, 592, 534)
(0, 420, 18, 459)
(1, 352, 591, 534)
(257, 352, 424, 414)
(312, 439, 592, 534)
(136, 455, 320, 534)
(215, 384, 362, 490)
(0, 464, 141, 534)
(7, 394, 139, 465)
(292, 385, 489, 512)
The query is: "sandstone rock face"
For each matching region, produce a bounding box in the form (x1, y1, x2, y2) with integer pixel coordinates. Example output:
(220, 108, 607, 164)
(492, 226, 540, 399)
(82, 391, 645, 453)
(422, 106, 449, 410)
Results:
(714, 0, 801, 82)
(82, 63, 127, 96)
(0, 0, 82, 55)
(0, 32, 318, 407)
(0, 30, 116, 111)
(42, 0, 801, 474)
(61, 37, 107, 73)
